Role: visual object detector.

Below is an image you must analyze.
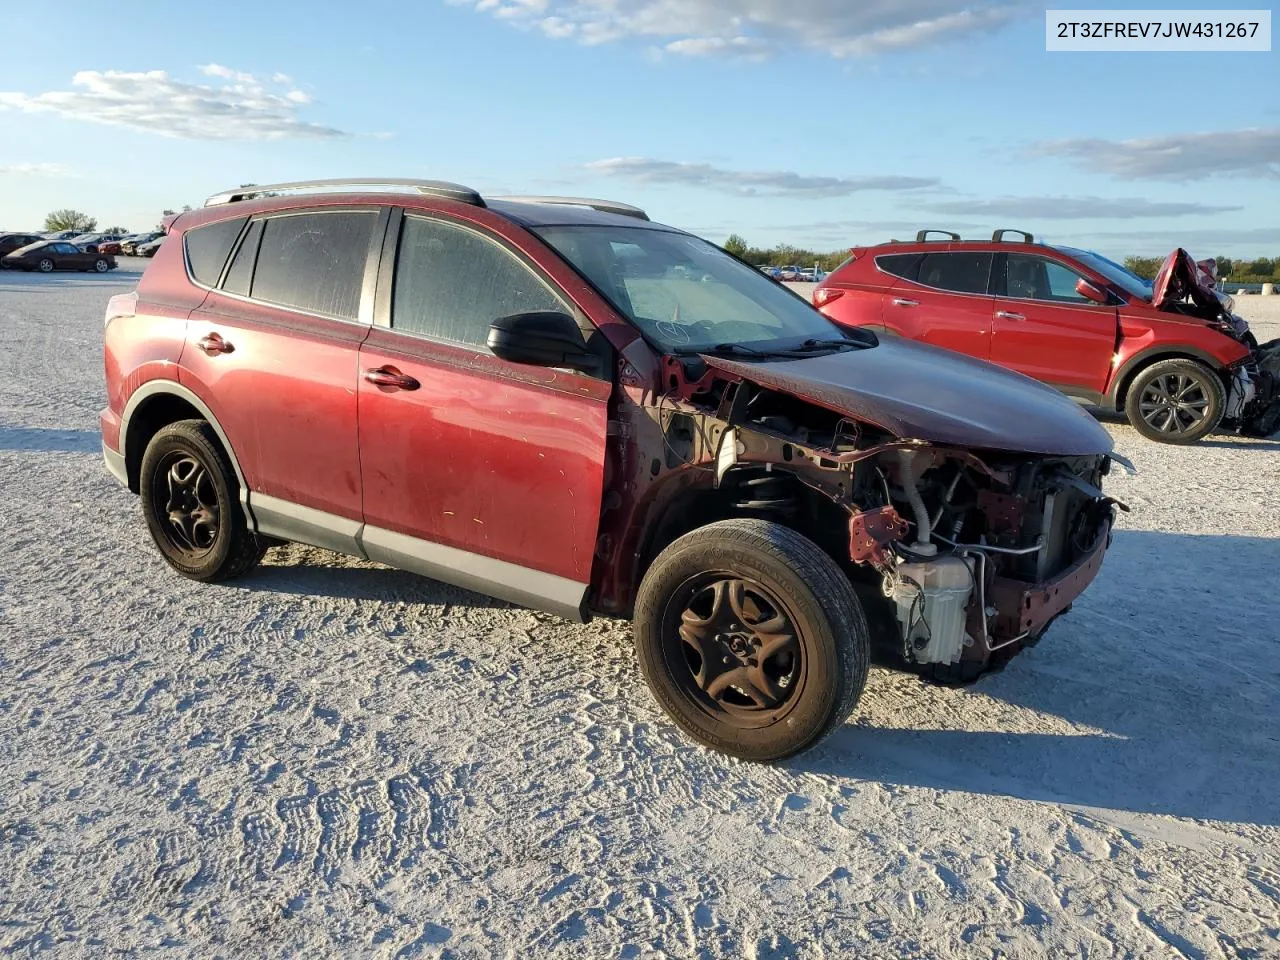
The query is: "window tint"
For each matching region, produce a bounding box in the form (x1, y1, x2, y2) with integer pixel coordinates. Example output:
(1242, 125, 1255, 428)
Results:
(392, 216, 569, 347)
(221, 220, 262, 297)
(185, 217, 247, 287)
(916, 252, 992, 294)
(55, 243, 78, 254)
(250, 212, 375, 320)
(1005, 254, 1094, 303)
(876, 253, 923, 281)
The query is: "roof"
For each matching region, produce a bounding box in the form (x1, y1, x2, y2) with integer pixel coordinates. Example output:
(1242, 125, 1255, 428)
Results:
(486, 199, 678, 231)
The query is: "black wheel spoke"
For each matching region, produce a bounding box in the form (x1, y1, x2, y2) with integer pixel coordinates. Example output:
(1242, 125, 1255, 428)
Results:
(153, 454, 220, 557)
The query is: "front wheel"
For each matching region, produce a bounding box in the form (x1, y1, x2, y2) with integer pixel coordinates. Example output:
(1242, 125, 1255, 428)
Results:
(37, 258, 54, 273)
(1124, 358, 1225, 444)
(94, 258, 109, 272)
(633, 519, 869, 761)
(139, 420, 266, 582)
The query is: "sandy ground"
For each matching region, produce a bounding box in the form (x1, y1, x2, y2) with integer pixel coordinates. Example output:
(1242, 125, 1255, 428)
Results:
(2, 261, 1279, 958)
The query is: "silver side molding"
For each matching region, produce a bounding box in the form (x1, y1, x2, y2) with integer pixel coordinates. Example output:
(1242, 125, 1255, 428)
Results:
(360, 525, 588, 623)
(253, 494, 365, 558)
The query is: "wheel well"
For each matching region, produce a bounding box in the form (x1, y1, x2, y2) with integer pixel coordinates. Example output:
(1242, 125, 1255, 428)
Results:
(634, 469, 863, 601)
(123, 393, 204, 492)
(1112, 352, 1225, 411)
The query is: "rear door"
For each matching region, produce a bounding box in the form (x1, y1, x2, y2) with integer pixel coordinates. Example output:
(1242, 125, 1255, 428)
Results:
(356, 209, 611, 620)
(182, 208, 384, 551)
(990, 253, 1118, 400)
(880, 250, 994, 359)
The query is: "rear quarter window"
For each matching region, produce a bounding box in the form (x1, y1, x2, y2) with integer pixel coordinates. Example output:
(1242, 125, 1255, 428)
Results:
(184, 217, 248, 287)
(874, 253, 923, 282)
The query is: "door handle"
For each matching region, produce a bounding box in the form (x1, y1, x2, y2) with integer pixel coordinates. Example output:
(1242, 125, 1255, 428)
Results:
(364, 366, 420, 391)
(197, 333, 234, 355)
(891, 298, 919, 308)
(996, 311, 1026, 321)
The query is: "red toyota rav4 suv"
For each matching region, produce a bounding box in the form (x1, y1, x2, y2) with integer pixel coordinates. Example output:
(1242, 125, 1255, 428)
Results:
(814, 230, 1280, 444)
(102, 181, 1124, 760)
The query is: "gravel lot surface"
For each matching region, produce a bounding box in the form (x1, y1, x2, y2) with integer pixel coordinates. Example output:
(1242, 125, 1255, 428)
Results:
(2, 261, 1278, 958)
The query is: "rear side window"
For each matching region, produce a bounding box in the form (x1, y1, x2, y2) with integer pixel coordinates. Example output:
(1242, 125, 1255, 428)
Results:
(250, 212, 375, 320)
(185, 217, 247, 287)
(875, 253, 923, 282)
(392, 216, 569, 347)
(915, 252, 993, 295)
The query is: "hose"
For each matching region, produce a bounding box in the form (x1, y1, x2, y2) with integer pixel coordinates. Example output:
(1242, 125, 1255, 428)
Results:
(898, 450, 935, 555)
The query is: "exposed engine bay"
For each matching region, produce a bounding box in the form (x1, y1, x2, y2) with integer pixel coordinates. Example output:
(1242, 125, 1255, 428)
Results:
(606, 345, 1124, 681)
(1156, 248, 1280, 438)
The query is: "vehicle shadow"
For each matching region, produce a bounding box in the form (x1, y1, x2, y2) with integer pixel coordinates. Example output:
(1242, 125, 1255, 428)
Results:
(0, 426, 101, 453)
(237, 554, 513, 610)
(793, 530, 1280, 827)
(0, 270, 140, 288)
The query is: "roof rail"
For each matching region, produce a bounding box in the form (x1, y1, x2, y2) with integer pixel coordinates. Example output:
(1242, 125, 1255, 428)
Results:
(204, 178, 485, 208)
(916, 229, 961, 242)
(493, 196, 650, 221)
(992, 228, 1035, 243)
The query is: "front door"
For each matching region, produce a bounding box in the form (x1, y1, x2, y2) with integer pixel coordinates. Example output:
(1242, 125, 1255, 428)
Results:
(357, 211, 611, 620)
(991, 253, 1118, 400)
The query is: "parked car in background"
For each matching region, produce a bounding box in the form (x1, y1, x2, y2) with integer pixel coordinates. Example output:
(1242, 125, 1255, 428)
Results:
(778, 265, 803, 281)
(100, 178, 1121, 761)
(135, 236, 165, 257)
(0, 232, 44, 261)
(43, 230, 82, 241)
(3, 240, 116, 273)
(78, 234, 126, 254)
(757, 265, 781, 279)
(120, 232, 162, 256)
(813, 229, 1280, 443)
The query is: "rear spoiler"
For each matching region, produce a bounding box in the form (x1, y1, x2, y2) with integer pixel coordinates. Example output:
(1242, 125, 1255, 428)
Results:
(161, 212, 184, 234)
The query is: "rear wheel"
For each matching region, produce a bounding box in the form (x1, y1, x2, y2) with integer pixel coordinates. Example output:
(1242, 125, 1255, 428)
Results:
(139, 420, 266, 582)
(37, 258, 53, 273)
(633, 519, 869, 761)
(94, 258, 109, 272)
(1124, 359, 1224, 444)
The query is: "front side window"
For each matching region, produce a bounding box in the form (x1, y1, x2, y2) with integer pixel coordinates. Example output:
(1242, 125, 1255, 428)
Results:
(392, 216, 570, 347)
(249, 211, 375, 320)
(1005, 254, 1094, 304)
(536, 225, 842, 353)
(915, 252, 993, 295)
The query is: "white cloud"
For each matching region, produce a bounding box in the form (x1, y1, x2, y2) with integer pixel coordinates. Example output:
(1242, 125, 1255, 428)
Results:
(587, 157, 940, 197)
(0, 67, 346, 140)
(924, 196, 1243, 219)
(451, 0, 1030, 58)
(1034, 128, 1280, 181)
(0, 162, 76, 177)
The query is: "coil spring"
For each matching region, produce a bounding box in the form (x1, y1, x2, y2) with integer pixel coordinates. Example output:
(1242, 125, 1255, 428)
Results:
(733, 474, 797, 517)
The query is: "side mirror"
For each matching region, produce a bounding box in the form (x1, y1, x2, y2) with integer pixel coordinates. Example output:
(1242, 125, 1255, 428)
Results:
(488, 311, 594, 371)
(1075, 278, 1108, 304)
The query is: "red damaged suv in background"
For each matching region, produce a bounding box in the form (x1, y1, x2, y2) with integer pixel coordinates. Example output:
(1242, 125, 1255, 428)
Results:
(814, 230, 1280, 444)
(102, 181, 1125, 761)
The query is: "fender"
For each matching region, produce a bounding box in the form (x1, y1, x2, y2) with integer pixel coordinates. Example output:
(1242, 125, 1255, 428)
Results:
(118, 379, 256, 526)
(1105, 344, 1236, 410)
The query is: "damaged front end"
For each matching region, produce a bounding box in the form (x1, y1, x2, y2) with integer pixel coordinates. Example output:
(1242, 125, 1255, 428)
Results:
(1156, 248, 1280, 437)
(602, 339, 1123, 681)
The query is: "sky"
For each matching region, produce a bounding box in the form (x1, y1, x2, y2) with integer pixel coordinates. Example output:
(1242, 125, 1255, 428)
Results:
(0, 1, 1276, 258)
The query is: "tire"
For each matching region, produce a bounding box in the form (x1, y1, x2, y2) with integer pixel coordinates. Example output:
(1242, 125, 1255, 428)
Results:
(38, 258, 54, 273)
(1124, 358, 1225, 444)
(633, 519, 869, 761)
(139, 419, 266, 582)
(94, 258, 109, 272)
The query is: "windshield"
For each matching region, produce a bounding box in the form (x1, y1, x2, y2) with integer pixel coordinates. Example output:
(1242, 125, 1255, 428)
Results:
(536, 225, 844, 353)
(1056, 246, 1153, 302)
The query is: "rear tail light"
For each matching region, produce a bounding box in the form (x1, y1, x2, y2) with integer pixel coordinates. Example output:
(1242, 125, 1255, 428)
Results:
(105, 292, 137, 328)
(814, 287, 845, 307)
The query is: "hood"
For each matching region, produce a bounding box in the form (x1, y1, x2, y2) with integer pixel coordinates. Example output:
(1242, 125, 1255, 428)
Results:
(1153, 248, 1232, 314)
(700, 338, 1114, 457)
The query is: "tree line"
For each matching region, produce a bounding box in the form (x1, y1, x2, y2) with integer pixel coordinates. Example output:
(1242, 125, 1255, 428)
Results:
(1122, 255, 1280, 284)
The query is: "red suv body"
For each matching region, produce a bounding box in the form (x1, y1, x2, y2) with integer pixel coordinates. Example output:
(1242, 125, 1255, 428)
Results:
(102, 184, 1124, 760)
(814, 232, 1280, 444)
